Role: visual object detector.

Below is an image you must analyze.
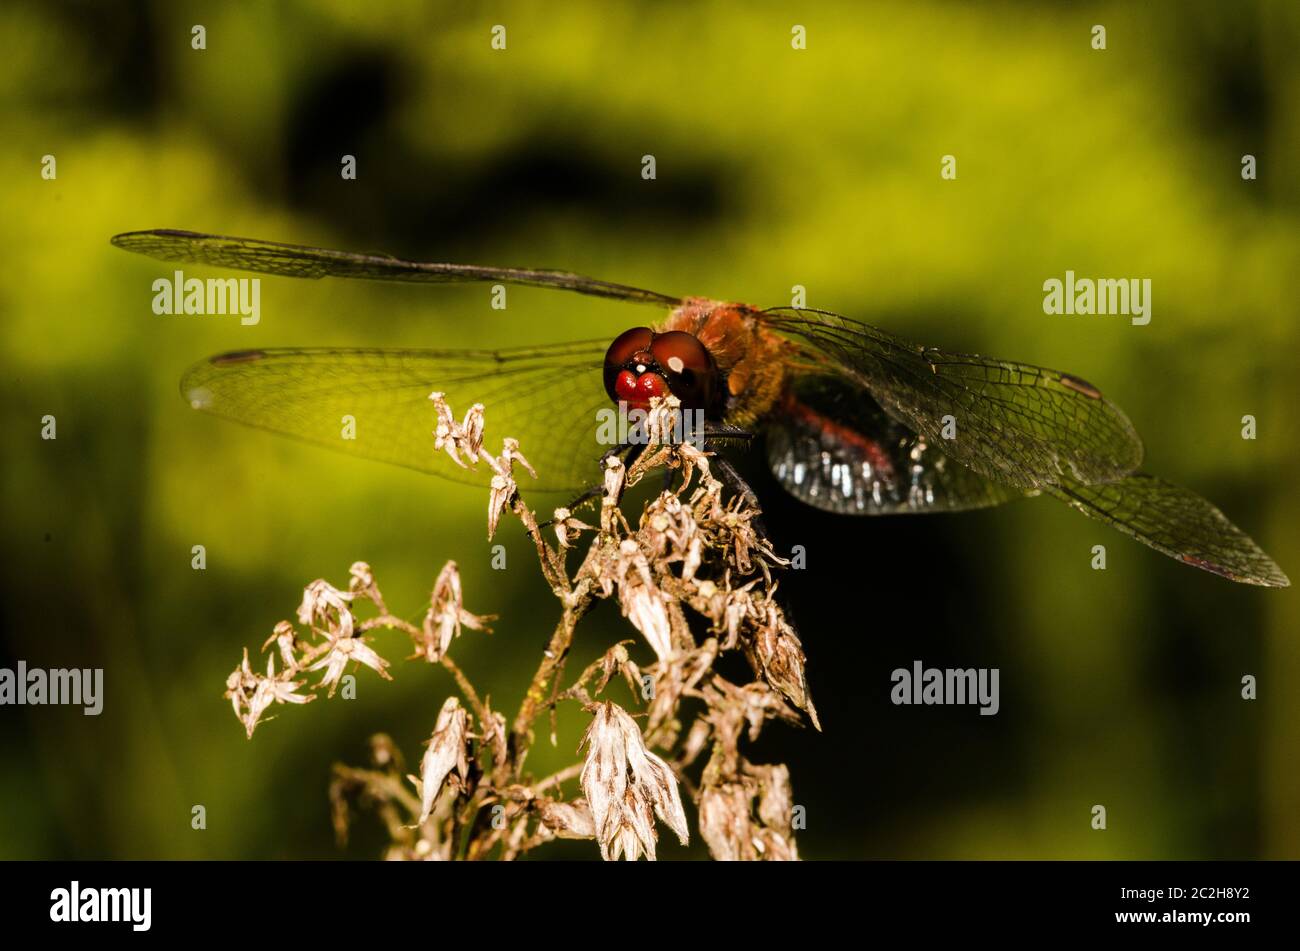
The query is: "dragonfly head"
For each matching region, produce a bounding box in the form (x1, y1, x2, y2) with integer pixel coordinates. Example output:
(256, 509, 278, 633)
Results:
(603, 327, 719, 414)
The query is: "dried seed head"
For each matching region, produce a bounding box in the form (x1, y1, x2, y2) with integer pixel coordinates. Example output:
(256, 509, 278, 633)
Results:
(347, 561, 384, 608)
(747, 600, 819, 729)
(368, 733, 401, 769)
(698, 766, 800, 862)
(698, 781, 755, 861)
(487, 473, 515, 541)
(435, 560, 463, 612)
(704, 676, 802, 752)
(681, 537, 703, 583)
(680, 716, 712, 767)
(590, 641, 640, 697)
(422, 561, 459, 661)
(262, 619, 299, 672)
(307, 630, 392, 697)
(753, 826, 799, 861)
(225, 650, 252, 720)
(645, 639, 716, 736)
(676, 440, 712, 483)
(224, 648, 255, 722)
(603, 454, 626, 500)
(641, 491, 700, 577)
(600, 455, 628, 534)
(754, 763, 794, 831)
(643, 394, 681, 446)
(609, 789, 657, 861)
(479, 702, 508, 768)
(552, 507, 595, 549)
(418, 697, 470, 824)
(297, 579, 355, 638)
(718, 580, 761, 650)
(417, 561, 494, 662)
(430, 392, 473, 469)
(429, 393, 491, 468)
(579, 701, 688, 861)
(460, 403, 486, 457)
(228, 650, 314, 738)
(537, 799, 596, 840)
(497, 437, 537, 480)
(552, 507, 573, 548)
(614, 540, 673, 662)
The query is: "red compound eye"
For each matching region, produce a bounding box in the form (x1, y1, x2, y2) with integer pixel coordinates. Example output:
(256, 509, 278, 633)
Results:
(605, 327, 656, 403)
(636, 372, 667, 401)
(614, 369, 640, 403)
(603, 326, 718, 412)
(650, 331, 712, 377)
(605, 327, 654, 368)
(612, 368, 667, 409)
(649, 330, 715, 410)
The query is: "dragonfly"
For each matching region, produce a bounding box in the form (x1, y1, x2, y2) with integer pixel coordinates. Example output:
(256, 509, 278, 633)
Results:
(111, 229, 1288, 587)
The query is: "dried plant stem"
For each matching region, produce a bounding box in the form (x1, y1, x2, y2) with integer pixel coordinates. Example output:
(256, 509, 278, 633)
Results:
(334, 765, 423, 818)
(439, 655, 487, 727)
(532, 762, 584, 794)
(510, 581, 595, 776)
(360, 613, 490, 728)
(226, 394, 816, 861)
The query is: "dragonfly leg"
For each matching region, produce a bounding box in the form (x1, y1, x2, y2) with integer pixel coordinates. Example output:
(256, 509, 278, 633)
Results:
(547, 485, 601, 521)
(711, 456, 772, 545)
(541, 443, 646, 528)
(595, 441, 641, 465)
(703, 421, 756, 452)
(618, 441, 646, 473)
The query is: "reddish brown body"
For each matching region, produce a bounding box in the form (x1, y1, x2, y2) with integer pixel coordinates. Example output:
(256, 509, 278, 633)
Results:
(659, 298, 791, 429)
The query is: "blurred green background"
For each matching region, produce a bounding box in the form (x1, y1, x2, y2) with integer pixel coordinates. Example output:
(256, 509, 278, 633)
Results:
(2, 0, 1298, 860)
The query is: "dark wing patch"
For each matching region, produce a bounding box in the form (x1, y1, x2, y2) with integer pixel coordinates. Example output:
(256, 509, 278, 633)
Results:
(765, 373, 1024, 515)
(112, 229, 683, 305)
(759, 308, 1144, 490)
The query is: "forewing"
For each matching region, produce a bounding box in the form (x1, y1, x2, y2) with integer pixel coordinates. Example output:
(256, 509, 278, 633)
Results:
(180, 344, 614, 492)
(760, 308, 1144, 490)
(113, 229, 683, 305)
(1044, 475, 1289, 586)
(766, 372, 1024, 515)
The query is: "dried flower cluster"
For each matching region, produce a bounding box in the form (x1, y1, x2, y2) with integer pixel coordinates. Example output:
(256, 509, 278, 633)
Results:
(225, 558, 492, 738)
(227, 393, 817, 860)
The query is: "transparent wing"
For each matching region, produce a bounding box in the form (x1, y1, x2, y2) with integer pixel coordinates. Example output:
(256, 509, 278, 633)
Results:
(112, 229, 683, 306)
(1043, 474, 1289, 587)
(760, 307, 1144, 490)
(179, 344, 615, 492)
(765, 372, 1023, 515)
